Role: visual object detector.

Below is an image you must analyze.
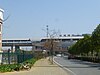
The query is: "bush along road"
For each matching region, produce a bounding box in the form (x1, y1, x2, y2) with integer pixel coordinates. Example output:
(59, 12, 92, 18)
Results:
(0, 58, 37, 73)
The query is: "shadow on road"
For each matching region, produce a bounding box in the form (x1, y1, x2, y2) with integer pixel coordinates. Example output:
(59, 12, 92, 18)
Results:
(63, 57, 100, 70)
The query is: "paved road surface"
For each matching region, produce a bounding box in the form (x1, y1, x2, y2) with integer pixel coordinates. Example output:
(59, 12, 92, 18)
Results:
(54, 56, 100, 75)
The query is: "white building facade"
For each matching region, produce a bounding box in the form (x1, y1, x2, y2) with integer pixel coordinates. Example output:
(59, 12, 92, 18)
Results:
(0, 8, 4, 64)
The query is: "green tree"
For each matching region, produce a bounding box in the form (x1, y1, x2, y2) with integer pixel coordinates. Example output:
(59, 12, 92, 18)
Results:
(81, 35, 92, 56)
(91, 24, 100, 56)
(68, 35, 92, 56)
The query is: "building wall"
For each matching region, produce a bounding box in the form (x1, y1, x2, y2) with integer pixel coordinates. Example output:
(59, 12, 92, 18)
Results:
(0, 8, 3, 51)
(0, 19, 2, 51)
(0, 8, 4, 64)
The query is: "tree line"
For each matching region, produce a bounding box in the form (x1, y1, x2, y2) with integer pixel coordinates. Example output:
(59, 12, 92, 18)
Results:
(68, 24, 100, 57)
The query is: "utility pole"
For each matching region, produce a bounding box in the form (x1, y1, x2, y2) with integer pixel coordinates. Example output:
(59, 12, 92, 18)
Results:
(46, 25, 49, 38)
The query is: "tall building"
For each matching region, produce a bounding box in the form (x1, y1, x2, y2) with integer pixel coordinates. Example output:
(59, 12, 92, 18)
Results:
(0, 8, 4, 64)
(0, 8, 4, 50)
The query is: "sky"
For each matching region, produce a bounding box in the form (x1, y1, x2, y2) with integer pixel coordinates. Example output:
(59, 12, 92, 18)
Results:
(0, 0, 100, 39)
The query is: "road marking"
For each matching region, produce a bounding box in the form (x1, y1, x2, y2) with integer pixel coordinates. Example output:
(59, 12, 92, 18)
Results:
(53, 57, 77, 75)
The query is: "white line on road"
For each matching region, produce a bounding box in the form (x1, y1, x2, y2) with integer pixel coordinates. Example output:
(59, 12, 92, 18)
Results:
(53, 57, 77, 75)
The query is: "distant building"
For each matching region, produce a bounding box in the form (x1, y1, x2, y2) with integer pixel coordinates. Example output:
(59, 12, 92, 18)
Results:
(41, 35, 84, 54)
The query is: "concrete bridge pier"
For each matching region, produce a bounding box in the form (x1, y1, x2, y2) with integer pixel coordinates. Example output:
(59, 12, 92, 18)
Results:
(11, 46, 14, 52)
(15, 46, 20, 52)
(32, 45, 35, 52)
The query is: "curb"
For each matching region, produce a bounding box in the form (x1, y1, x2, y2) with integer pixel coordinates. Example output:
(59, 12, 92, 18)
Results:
(53, 57, 77, 75)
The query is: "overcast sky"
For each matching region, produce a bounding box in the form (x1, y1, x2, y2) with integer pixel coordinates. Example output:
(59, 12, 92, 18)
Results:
(0, 0, 100, 38)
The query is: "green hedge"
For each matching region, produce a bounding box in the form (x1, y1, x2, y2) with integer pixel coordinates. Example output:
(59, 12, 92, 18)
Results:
(23, 58, 37, 66)
(0, 64, 20, 72)
(0, 58, 37, 73)
(75, 56, 100, 63)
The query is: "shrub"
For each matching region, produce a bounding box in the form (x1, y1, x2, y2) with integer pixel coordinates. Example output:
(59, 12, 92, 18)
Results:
(0, 58, 37, 72)
(23, 58, 37, 66)
(0, 64, 21, 72)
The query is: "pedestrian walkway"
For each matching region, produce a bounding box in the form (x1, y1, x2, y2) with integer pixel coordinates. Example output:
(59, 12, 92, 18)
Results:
(1, 58, 69, 75)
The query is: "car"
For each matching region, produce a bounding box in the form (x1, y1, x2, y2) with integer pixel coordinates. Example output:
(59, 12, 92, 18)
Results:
(68, 55, 75, 59)
(56, 54, 62, 57)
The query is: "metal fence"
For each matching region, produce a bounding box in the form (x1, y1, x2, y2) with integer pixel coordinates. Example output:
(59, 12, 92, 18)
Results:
(1, 50, 34, 64)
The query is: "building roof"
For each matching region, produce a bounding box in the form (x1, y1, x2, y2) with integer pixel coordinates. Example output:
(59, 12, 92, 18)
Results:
(42, 36, 84, 40)
(30, 38, 41, 41)
(2, 38, 41, 41)
(3, 38, 30, 41)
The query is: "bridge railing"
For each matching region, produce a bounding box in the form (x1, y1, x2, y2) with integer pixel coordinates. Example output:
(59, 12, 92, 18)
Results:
(2, 41, 32, 44)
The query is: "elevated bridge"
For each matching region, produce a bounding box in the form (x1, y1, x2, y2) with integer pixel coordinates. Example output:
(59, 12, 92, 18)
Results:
(2, 38, 41, 52)
(2, 38, 32, 46)
(41, 36, 84, 53)
(2, 36, 84, 52)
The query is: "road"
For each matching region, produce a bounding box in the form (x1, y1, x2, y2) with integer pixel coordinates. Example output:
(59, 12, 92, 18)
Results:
(54, 56, 100, 75)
